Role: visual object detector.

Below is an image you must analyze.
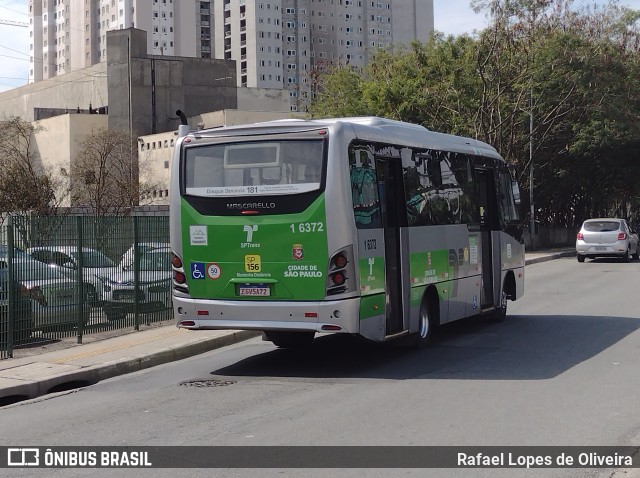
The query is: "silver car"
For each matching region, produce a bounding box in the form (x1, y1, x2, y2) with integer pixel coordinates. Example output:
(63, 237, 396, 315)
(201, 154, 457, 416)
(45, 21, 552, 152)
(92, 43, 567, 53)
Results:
(0, 246, 85, 332)
(576, 218, 639, 262)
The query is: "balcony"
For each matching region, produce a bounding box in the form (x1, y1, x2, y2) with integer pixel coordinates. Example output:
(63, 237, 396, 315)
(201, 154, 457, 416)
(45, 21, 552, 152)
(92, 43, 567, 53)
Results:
(201, 21, 210, 27)
(224, 31, 231, 38)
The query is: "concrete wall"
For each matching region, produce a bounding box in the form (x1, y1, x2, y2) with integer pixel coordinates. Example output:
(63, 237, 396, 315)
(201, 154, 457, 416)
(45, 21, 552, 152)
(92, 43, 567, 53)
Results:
(31, 114, 109, 207)
(106, 28, 238, 136)
(0, 63, 108, 122)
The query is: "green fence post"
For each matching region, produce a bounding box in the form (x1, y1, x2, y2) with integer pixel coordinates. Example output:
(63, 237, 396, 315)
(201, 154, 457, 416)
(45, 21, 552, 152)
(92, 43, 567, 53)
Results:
(6, 218, 15, 358)
(76, 216, 85, 344)
(133, 215, 140, 331)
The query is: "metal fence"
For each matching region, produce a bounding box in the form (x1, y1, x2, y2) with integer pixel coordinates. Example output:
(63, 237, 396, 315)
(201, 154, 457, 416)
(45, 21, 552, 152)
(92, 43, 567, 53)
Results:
(0, 215, 171, 359)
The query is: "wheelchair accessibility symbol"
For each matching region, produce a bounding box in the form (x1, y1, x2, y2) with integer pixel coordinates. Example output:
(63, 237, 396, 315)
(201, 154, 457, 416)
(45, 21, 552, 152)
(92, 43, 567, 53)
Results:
(190, 262, 206, 280)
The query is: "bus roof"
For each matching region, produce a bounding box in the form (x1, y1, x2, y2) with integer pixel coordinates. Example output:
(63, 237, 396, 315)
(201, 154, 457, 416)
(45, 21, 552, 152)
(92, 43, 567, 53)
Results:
(187, 116, 502, 160)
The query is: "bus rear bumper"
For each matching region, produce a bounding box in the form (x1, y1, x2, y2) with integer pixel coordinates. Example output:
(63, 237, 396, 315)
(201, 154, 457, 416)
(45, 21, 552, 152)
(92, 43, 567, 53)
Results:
(173, 296, 361, 334)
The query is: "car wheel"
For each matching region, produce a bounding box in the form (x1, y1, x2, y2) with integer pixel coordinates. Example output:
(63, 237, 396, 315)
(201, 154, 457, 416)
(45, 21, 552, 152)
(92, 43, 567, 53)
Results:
(577, 254, 585, 263)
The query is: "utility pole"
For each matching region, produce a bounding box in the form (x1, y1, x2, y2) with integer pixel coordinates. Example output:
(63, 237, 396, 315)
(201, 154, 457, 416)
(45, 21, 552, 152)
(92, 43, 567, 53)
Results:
(529, 91, 535, 250)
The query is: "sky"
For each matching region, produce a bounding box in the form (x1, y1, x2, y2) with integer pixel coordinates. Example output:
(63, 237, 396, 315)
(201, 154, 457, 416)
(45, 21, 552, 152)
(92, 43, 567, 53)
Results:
(0, 0, 638, 94)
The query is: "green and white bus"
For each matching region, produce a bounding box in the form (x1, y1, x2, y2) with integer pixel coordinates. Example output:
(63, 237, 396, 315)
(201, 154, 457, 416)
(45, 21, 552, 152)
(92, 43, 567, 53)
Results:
(170, 117, 524, 348)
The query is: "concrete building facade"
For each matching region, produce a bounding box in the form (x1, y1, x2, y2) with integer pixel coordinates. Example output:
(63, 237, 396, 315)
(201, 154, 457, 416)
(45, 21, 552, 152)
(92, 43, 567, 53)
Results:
(210, 0, 433, 111)
(28, 0, 433, 111)
(27, 0, 200, 83)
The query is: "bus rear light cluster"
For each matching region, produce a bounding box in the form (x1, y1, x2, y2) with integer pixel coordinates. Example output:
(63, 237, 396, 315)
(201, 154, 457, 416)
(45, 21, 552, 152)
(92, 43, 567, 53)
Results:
(326, 248, 354, 296)
(172, 252, 188, 292)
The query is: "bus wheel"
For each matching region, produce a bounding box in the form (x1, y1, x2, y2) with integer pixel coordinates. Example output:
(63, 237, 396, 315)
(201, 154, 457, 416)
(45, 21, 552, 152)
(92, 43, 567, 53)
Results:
(264, 331, 315, 349)
(411, 291, 438, 348)
(491, 290, 508, 323)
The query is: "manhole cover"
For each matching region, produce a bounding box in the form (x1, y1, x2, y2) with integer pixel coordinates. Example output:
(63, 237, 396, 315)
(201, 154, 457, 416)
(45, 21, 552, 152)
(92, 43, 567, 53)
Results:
(179, 379, 236, 388)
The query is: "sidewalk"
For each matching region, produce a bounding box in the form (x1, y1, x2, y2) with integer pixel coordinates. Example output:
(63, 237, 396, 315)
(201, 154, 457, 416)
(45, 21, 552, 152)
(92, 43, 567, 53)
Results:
(0, 249, 574, 404)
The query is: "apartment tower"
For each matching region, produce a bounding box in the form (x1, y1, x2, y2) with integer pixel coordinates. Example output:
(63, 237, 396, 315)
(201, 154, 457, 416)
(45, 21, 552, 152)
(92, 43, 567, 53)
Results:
(28, 0, 434, 110)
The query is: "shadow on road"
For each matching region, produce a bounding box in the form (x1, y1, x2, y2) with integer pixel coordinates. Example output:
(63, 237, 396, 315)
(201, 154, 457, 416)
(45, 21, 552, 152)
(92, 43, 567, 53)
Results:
(213, 314, 640, 381)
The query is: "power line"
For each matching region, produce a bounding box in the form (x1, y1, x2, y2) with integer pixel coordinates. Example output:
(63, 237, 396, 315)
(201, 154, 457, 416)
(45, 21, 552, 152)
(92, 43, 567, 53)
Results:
(0, 4, 28, 17)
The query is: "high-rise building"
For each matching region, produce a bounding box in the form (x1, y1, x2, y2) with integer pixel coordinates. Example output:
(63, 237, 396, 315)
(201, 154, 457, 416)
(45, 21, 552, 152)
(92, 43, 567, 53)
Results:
(27, 0, 199, 83)
(210, 0, 433, 111)
(28, 0, 433, 110)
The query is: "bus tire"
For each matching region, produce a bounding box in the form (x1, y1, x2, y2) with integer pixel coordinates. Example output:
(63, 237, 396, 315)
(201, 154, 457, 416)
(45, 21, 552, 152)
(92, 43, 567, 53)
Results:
(409, 288, 438, 348)
(264, 331, 315, 349)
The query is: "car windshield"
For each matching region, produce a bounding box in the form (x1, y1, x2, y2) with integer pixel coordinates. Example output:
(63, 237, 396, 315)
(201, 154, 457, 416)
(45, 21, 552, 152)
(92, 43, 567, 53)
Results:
(583, 221, 621, 232)
(139, 250, 171, 272)
(70, 250, 116, 268)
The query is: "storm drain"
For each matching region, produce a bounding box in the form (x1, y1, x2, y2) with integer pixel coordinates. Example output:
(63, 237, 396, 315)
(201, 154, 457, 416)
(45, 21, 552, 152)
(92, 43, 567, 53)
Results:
(179, 379, 236, 388)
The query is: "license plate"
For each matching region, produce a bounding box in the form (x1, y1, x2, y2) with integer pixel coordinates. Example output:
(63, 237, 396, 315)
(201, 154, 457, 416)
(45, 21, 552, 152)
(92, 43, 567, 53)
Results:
(595, 246, 606, 251)
(238, 285, 270, 297)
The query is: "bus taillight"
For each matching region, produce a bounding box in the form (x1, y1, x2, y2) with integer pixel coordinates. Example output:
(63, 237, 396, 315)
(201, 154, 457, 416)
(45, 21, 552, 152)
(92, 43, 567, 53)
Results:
(330, 271, 346, 286)
(333, 254, 348, 269)
(326, 246, 354, 297)
(174, 272, 186, 284)
(171, 255, 183, 268)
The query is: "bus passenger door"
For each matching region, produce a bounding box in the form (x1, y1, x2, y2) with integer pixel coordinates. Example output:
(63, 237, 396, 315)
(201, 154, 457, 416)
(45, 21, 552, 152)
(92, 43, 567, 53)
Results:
(375, 158, 409, 337)
(476, 168, 499, 308)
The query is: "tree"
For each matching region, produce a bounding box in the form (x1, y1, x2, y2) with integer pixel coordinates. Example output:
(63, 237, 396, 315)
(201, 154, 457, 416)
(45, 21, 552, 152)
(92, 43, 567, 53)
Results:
(72, 128, 160, 216)
(309, 0, 640, 228)
(0, 117, 63, 219)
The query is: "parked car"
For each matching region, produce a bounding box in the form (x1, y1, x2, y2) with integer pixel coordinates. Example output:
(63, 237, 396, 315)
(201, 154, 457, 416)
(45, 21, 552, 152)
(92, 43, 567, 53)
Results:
(118, 242, 170, 270)
(27, 246, 120, 305)
(576, 218, 639, 262)
(99, 247, 172, 321)
(0, 245, 85, 333)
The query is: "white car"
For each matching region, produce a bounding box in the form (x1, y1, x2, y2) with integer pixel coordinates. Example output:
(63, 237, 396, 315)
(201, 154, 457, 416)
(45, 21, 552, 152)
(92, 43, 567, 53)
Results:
(99, 247, 172, 321)
(118, 242, 170, 270)
(27, 246, 120, 305)
(576, 218, 639, 262)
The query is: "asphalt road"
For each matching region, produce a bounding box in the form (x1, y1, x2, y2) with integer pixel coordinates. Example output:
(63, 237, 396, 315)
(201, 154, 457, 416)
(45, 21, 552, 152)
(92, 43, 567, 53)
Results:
(1, 256, 640, 478)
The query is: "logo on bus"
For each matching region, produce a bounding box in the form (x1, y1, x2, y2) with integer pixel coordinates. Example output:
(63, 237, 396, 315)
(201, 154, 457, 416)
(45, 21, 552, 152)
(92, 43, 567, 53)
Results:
(241, 225, 260, 249)
(244, 255, 261, 272)
(292, 244, 304, 260)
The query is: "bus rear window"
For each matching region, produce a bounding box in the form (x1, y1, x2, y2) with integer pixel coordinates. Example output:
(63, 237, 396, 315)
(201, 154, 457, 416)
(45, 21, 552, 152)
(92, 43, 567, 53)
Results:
(184, 140, 324, 197)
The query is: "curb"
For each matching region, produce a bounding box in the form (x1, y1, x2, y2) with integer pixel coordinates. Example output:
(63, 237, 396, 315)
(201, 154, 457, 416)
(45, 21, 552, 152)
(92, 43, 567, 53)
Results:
(525, 251, 575, 265)
(0, 330, 260, 403)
